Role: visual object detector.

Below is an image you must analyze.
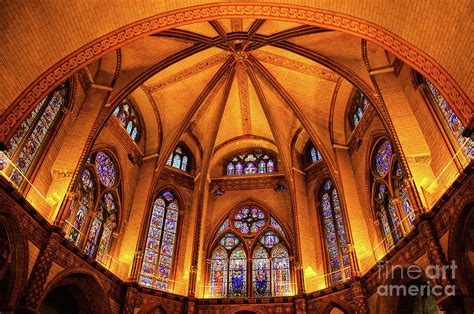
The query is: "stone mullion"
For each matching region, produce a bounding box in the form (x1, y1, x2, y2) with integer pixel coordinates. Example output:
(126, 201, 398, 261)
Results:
(19, 233, 61, 313)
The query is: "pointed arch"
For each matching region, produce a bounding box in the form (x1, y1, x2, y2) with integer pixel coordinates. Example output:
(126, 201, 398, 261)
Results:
(63, 149, 122, 265)
(138, 188, 183, 292)
(317, 178, 351, 284)
(165, 142, 194, 174)
(205, 199, 293, 298)
(369, 137, 415, 251)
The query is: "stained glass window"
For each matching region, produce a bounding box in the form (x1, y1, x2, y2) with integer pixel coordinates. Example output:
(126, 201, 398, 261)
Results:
(95, 152, 117, 188)
(166, 145, 192, 173)
(139, 190, 180, 291)
(210, 247, 228, 297)
(229, 247, 247, 297)
(208, 206, 291, 297)
(252, 246, 271, 297)
(319, 180, 350, 283)
(225, 152, 277, 176)
(65, 150, 120, 265)
(3, 84, 68, 186)
(425, 80, 473, 160)
(375, 140, 392, 177)
(349, 90, 372, 129)
(309, 145, 323, 164)
(217, 219, 230, 235)
(233, 207, 265, 234)
(371, 139, 414, 250)
(112, 100, 141, 142)
(271, 245, 290, 296)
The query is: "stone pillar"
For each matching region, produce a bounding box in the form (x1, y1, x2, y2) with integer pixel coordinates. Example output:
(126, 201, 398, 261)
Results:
(295, 297, 307, 314)
(185, 297, 197, 314)
(121, 285, 139, 314)
(351, 279, 368, 314)
(418, 219, 464, 313)
(18, 233, 61, 313)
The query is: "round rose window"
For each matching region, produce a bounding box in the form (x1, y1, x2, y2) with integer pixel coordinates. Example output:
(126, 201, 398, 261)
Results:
(233, 207, 266, 234)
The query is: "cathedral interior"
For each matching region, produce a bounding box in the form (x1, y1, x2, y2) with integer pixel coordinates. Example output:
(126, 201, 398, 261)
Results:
(0, 1, 473, 313)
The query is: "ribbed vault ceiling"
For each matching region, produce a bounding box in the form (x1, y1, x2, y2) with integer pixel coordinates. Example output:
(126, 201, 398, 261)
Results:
(134, 19, 351, 180)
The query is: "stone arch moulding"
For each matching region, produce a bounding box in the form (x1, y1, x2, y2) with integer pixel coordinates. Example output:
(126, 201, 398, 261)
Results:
(38, 268, 112, 314)
(1, 3, 472, 141)
(316, 295, 356, 314)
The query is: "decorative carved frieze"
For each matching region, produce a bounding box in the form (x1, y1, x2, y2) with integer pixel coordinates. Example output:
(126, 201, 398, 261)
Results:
(209, 174, 286, 191)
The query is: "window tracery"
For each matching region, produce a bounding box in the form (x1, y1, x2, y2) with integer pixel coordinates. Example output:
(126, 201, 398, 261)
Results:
(303, 141, 323, 168)
(318, 179, 351, 283)
(423, 79, 473, 160)
(64, 151, 120, 265)
(2, 83, 69, 186)
(225, 151, 276, 176)
(370, 139, 415, 250)
(139, 190, 181, 291)
(112, 100, 141, 142)
(209, 206, 291, 298)
(166, 145, 192, 173)
(348, 90, 371, 129)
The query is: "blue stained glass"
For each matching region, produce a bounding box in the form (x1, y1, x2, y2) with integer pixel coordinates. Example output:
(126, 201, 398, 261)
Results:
(322, 193, 340, 272)
(353, 114, 360, 127)
(375, 140, 392, 177)
(113, 106, 120, 116)
(258, 160, 266, 173)
(399, 182, 415, 225)
(235, 162, 243, 175)
(229, 247, 246, 297)
(126, 121, 133, 134)
(166, 153, 173, 166)
(172, 154, 181, 169)
(426, 80, 473, 159)
(220, 233, 239, 250)
(252, 246, 271, 297)
(95, 152, 117, 188)
(210, 247, 228, 297)
(271, 245, 290, 296)
(162, 191, 175, 201)
(84, 213, 103, 256)
(233, 207, 265, 234)
(139, 192, 180, 291)
(131, 127, 138, 140)
(270, 217, 285, 236)
(217, 219, 229, 235)
(181, 155, 188, 172)
(388, 199, 402, 241)
(357, 107, 364, 119)
(324, 180, 332, 191)
(310, 146, 318, 163)
(260, 231, 279, 248)
(381, 210, 394, 248)
(227, 163, 234, 175)
(266, 160, 274, 173)
(244, 162, 256, 174)
(81, 169, 93, 190)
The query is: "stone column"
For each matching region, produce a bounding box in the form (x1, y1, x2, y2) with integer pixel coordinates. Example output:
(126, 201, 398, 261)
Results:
(351, 279, 368, 314)
(121, 285, 139, 314)
(18, 233, 61, 313)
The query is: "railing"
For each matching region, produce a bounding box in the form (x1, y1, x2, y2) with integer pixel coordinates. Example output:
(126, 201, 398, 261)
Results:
(361, 209, 416, 274)
(422, 139, 472, 209)
(200, 281, 298, 299)
(62, 219, 129, 280)
(0, 152, 56, 221)
(137, 273, 188, 295)
(303, 266, 351, 292)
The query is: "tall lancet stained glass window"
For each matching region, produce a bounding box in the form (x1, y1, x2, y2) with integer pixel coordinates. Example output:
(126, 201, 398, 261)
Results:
(319, 180, 350, 283)
(112, 100, 141, 142)
(2, 83, 69, 186)
(424, 79, 473, 160)
(139, 190, 180, 291)
(371, 139, 415, 251)
(208, 205, 291, 298)
(64, 151, 119, 265)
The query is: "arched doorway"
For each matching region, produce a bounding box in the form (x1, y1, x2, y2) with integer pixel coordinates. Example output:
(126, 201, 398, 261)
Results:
(0, 212, 28, 312)
(450, 201, 474, 313)
(39, 272, 111, 314)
